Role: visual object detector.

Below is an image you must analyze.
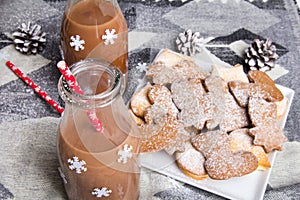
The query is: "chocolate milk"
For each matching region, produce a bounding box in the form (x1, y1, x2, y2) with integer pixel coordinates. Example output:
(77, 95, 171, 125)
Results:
(61, 0, 128, 75)
(57, 60, 140, 200)
(57, 117, 140, 199)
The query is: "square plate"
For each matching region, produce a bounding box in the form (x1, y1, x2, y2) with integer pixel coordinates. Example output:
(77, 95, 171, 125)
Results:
(140, 85, 294, 200)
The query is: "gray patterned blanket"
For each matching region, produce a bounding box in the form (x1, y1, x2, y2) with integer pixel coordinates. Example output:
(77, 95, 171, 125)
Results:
(0, 0, 300, 199)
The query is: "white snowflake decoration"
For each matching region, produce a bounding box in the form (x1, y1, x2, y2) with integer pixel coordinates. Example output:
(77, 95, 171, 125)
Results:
(92, 187, 112, 198)
(117, 144, 133, 164)
(136, 62, 148, 72)
(102, 29, 118, 45)
(68, 156, 87, 174)
(70, 35, 85, 51)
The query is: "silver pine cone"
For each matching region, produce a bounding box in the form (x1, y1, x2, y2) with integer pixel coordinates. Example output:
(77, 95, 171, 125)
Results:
(244, 39, 279, 72)
(12, 22, 46, 55)
(176, 29, 203, 56)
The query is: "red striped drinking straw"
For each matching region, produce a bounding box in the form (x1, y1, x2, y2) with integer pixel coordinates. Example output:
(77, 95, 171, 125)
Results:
(57, 61, 104, 133)
(5, 61, 64, 114)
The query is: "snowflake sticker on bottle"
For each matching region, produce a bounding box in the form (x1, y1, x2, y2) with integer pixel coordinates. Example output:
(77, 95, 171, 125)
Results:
(117, 144, 133, 164)
(102, 29, 118, 45)
(92, 187, 112, 198)
(70, 35, 85, 51)
(68, 156, 87, 174)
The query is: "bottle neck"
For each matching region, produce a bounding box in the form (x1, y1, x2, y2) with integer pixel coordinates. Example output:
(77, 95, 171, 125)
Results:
(58, 58, 124, 109)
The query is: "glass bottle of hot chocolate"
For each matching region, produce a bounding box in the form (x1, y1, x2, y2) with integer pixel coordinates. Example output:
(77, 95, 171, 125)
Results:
(61, 0, 128, 83)
(57, 59, 140, 200)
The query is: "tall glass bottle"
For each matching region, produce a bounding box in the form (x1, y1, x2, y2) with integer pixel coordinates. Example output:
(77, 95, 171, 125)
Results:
(60, 0, 128, 81)
(57, 59, 140, 200)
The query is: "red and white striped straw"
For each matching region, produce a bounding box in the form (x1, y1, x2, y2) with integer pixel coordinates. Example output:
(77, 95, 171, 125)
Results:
(5, 61, 64, 114)
(57, 61, 104, 133)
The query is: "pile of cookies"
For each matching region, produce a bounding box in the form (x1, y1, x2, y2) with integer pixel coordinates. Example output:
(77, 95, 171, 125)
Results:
(129, 49, 288, 180)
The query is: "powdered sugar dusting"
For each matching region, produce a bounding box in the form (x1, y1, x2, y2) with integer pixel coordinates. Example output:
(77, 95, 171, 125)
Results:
(248, 97, 277, 126)
(219, 92, 250, 132)
(176, 142, 206, 176)
(191, 131, 258, 180)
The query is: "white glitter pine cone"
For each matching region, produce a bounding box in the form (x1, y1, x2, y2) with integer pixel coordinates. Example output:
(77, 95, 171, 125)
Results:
(176, 29, 204, 56)
(12, 22, 46, 55)
(244, 39, 279, 72)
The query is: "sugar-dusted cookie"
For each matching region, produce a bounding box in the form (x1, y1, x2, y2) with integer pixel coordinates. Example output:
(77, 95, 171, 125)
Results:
(130, 83, 152, 118)
(191, 130, 258, 180)
(178, 98, 206, 130)
(148, 84, 178, 118)
(147, 61, 178, 85)
(164, 125, 192, 155)
(249, 124, 287, 153)
(171, 79, 208, 130)
(148, 84, 171, 104)
(147, 58, 208, 85)
(189, 78, 206, 97)
(204, 75, 228, 130)
(228, 81, 250, 107)
(229, 81, 283, 107)
(204, 151, 258, 180)
(140, 116, 179, 153)
(229, 128, 271, 170)
(171, 78, 206, 110)
(153, 48, 194, 68)
(171, 79, 193, 110)
(144, 103, 168, 125)
(248, 97, 277, 127)
(191, 131, 230, 157)
(220, 93, 250, 133)
(220, 92, 250, 132)
(248, 70, 275, 86)
(200, 93, 218, 129)
(176, 141, 208, 180)
(229, 128, 253, 151)
(249, 83, 284, 102)
(248, 70, 284, 102)
(211, 64, 249, 83)
(172, 59, 208, 81)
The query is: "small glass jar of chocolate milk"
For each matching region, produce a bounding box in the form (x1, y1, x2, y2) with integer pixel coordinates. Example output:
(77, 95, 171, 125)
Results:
(61, 0, 128, 83)
(57, 59, 140, 200)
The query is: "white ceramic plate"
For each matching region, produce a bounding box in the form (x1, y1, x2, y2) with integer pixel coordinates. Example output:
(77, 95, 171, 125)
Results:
(140, 85, 294, 200)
